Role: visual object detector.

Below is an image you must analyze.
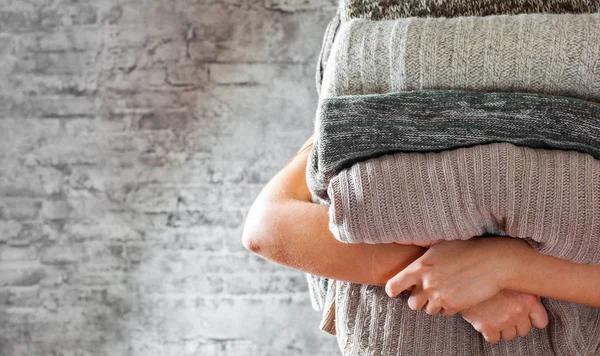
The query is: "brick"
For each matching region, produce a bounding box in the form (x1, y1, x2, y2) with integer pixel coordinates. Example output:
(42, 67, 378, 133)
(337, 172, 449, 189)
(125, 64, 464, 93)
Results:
(101, 68, 167, 91)
(3, 286, 41, 307)
(209, 63, 275, 85)
(139, 272, 224, 295)
(63, 214, 158, 242)
(40, 244, 83, 265)
(65, 272, 126, 286)
(0, 198, 42, 220)
(5, 94, 100, 118)
(166, 209, 244, 228)
(146, 37, 186, 65)
(28, 139, 102, 166)
(134, 111, 192, 131)
(61, 167, 107, 199)
(225, 272, 308, 294)
(102, 25, 148, 48)
(14, 51, 98, 75)
(17, 28, 102, 52)
(175, 183, 263, 211)
(223, 226, 248, 253)
(40, 200, 72, 220)
(99, 46, 140, 72)
(101, 89, 186, 110)
(201, 253, 286, 274)
(0, 246, 37, 261)
(166, 64, 207, 87)
(144, 225, 225, 251)
(0, 221, 22, 243)
(113, 184, 178, 213)
(0, 118, 61, 154)
(0, 266, 46, 286)
(9, 73, 98, 96)
(10, 223, 58, 246)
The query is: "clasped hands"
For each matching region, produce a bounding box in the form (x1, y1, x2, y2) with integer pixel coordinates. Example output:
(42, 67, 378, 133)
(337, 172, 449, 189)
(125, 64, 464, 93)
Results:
(385, 237, 549, 344)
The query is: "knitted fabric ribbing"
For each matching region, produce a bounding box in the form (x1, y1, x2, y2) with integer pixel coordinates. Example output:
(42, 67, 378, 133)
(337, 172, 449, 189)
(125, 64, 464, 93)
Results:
(339, 0, 600, 22)
(305, 13, 600, 356)
(328, 142, 600, 265)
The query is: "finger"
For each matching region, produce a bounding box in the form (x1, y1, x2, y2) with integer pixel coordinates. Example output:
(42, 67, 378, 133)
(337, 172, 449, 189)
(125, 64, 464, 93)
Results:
(424, 301, 442, 316)
(386, 267, 419, 298)
(500, 327, 517, 341)
(529, 299, 549, 329)
(440, 307, 458, 317)
(482, 332, 501, 344)
(516, 317, 532, 337)
(407, 288, 428, 311)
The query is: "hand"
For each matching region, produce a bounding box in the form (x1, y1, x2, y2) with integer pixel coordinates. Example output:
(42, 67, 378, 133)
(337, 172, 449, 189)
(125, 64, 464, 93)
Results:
(385, 237, 530, 315)
(460, 289, 549, 343)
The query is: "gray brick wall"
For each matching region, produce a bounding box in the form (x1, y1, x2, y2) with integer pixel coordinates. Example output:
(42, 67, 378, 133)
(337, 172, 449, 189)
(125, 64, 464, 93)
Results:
(0, 0, 339, 355)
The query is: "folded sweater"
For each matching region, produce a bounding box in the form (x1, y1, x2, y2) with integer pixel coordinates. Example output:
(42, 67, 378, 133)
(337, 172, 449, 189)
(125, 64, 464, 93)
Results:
(329, 141, 600, 264)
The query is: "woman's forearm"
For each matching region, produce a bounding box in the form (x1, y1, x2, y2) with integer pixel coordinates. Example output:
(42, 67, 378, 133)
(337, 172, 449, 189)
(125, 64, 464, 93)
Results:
(242, 143, 427, 286)
(244, 197, 426, 286)
(503, 241, 600, 307)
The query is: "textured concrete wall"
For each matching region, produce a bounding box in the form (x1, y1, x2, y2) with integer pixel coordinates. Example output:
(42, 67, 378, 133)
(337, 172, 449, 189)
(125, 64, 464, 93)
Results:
(0, 0, 339, 355)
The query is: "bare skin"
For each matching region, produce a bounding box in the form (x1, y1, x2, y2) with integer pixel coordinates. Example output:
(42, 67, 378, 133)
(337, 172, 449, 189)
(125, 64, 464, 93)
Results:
(242, 135, 549, 343)
(386, 235, 600, 312)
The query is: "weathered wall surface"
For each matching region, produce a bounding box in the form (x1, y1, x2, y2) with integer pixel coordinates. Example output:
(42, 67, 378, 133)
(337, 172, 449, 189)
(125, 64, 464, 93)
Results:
(0, 0, 339, 354)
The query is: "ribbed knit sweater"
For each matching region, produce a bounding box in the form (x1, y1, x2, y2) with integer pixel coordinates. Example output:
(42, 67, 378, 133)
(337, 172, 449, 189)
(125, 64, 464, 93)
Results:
(305, 13, 600, 356)
(328, 141, 600, 265)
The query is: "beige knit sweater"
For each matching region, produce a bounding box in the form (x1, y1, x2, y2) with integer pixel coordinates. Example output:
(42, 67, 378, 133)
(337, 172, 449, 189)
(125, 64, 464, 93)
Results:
(329, 142, 600, 265)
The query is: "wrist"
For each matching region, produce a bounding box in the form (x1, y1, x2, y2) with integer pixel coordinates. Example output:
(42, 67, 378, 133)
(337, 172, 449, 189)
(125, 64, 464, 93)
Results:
(495, 237, 533, 291)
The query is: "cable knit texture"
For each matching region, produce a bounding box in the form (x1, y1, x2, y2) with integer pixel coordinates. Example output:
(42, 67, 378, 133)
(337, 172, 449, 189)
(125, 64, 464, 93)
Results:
(304, 13, 600, 356)
(339, 0, 600, 21)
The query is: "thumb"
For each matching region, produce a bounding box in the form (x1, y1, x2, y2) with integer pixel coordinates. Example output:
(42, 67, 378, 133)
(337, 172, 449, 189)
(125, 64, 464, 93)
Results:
(385, 268, 417, 298)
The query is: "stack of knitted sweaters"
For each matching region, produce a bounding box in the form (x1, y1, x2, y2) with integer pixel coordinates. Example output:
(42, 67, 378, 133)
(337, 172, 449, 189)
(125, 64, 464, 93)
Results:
(305, 2, 600, 355)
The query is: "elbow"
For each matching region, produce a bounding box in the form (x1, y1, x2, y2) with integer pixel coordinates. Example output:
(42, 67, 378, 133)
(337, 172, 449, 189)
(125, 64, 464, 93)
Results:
(241, 199, 280, 258)
(241, 225, 263, 254)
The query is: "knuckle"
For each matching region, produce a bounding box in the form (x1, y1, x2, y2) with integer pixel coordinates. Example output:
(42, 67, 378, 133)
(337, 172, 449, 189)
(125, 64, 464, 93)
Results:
(513, 304, 524, 314)
(421, 279, 433, 292)
(499, 315, 512, 327)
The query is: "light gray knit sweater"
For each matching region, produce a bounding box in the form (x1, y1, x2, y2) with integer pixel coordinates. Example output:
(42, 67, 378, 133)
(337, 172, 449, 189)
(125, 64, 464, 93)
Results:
(305, 13, 600, 356)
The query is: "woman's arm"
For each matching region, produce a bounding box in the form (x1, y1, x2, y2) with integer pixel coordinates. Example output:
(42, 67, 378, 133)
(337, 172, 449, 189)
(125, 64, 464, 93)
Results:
(241, 135, 427, 286)
(243, 136, 549, 343)
(503, 240, 600, 307)
(385, 237, 600, 313)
